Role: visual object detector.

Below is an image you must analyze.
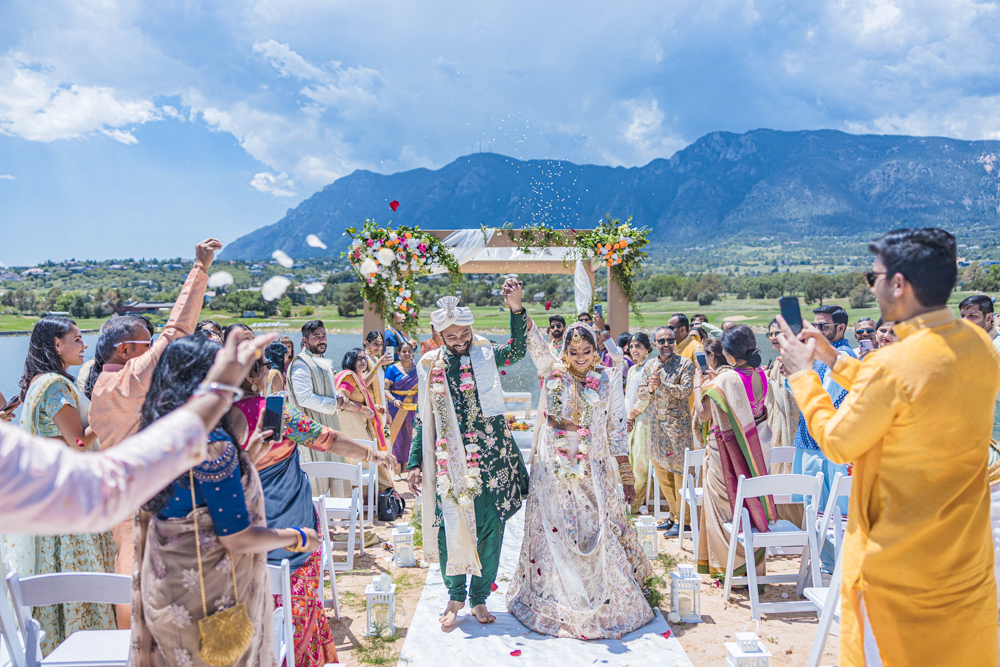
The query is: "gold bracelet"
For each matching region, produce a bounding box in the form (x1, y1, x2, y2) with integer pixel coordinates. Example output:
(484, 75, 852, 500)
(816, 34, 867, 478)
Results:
(193, 262, 207, 273)
(364, 448, 374, 462)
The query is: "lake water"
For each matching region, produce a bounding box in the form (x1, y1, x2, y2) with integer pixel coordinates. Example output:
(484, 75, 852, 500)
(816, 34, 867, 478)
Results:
(0, 331, 775, 423)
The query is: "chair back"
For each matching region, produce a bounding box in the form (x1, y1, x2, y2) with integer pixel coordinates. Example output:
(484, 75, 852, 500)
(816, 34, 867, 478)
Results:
(682, 448, 705, 486)
(301, 461, 363, 486)
(0, 562, 25, 667)
(734, 473, 823, 518)
(769, 446, 796, 465)
(5, 572, 131, 636)
(267, 559, 294, 667)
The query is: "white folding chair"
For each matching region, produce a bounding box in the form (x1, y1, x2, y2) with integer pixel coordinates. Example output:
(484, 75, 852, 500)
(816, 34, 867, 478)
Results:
(645, 465, 669, 522)
(354, 440, 379, 526)
(677, 448, 705, 555)
(817, 472, 852, 558)
(302, 462, 365, 570)
(268, 559, 295, 667)
(5, 571, 131, 667)
(0, 561, 26, 667)
(805, 537, 845, 667)
(313, 496, 341, 618)
(723, 473, 824, 620)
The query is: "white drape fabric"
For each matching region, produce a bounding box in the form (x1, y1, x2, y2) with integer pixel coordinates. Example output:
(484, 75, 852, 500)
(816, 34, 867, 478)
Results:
(429, 228, 496, 274)
(574, 259, 593, 316)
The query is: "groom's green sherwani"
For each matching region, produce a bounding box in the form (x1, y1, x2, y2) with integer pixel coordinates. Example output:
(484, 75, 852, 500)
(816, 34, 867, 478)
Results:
(407, 309, 530, 606)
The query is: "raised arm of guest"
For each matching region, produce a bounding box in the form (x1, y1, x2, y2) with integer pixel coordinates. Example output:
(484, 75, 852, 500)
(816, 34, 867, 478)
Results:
(125, 238, 216, 383)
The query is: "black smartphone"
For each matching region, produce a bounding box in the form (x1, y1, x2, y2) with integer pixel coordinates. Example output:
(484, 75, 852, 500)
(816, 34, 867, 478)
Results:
(262, 396, 284, 441)
(2, 394, 21, 412)
(594, 303, 603, 319)
(779, 296, 803, 335)
(695, 350, 709, 373)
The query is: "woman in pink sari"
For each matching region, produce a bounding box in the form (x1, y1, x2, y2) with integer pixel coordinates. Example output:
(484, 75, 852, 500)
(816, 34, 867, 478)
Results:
(338, 348, 392, 489)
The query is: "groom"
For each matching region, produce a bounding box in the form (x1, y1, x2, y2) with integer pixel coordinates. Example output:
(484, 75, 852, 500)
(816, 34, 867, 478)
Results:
(407, 279, 532, 627)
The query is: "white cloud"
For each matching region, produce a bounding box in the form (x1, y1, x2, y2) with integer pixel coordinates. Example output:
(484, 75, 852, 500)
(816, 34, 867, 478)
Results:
(250, 172, 297, 197)
(0, 55, 161, 143)
(252, 40, 325, 81)
(616, 98, 687, 164)
(0, 174, 13, 180)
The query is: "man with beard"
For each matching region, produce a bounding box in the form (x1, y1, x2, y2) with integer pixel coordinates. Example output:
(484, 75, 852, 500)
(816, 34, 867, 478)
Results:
(287, 319, 352, 496)
(407, 282, 531, 628)
(547, 314, 566, 355)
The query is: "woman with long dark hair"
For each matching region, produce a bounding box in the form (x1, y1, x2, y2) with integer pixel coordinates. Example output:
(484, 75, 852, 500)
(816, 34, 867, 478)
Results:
(692, 324, 775, 577)
(624, 332, 654, 507)
(1, 316, 116, 654)
(337, 348, 392, 490)
(131, 335, 319, 667)
(362, 330, 390, 412)
(263, 341, 289, 396)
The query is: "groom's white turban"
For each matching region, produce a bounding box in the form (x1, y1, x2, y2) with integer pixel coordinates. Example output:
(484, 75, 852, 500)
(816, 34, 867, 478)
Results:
(430, 296, 474, 331)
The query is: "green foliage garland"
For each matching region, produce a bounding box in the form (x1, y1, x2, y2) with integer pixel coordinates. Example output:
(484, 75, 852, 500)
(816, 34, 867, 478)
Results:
(342, 220, 462, 335)
(573, 215, 651, 320)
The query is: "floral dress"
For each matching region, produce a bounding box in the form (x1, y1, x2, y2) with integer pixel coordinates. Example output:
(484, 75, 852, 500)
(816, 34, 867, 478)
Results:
(506, 327, 654, 639)
(0, 374, 117, 654)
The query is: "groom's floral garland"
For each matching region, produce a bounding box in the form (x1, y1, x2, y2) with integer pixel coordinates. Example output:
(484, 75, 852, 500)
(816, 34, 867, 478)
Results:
(429, 358, 482, 505)
(546, 361, 602, 479)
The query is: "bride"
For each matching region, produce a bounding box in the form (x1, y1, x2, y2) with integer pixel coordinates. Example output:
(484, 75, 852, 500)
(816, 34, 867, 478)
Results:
(506, 321, 654, 639)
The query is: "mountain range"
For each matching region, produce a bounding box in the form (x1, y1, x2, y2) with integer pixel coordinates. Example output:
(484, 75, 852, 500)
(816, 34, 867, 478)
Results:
(220, 128, 1000, 259)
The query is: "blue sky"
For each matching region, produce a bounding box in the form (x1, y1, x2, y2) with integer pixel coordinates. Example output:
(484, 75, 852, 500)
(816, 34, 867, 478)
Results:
(2, 0, 1000, 265)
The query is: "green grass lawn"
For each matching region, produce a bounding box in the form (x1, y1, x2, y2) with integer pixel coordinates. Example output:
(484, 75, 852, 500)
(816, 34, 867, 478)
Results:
(0, 290, 978, 335)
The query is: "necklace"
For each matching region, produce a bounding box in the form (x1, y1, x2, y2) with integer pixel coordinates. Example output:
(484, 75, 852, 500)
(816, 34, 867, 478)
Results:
(567, 363, 592, 380)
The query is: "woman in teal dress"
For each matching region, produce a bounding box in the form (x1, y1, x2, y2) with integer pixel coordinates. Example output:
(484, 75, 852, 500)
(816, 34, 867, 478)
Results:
(1, 316, 117, 654)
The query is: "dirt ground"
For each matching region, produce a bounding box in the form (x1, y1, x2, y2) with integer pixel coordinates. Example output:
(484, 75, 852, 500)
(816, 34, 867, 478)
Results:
(324, 481, 837, 667)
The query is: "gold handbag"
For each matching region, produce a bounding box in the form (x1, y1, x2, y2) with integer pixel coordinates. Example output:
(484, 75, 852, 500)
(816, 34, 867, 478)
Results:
(190, 470, 255, 666)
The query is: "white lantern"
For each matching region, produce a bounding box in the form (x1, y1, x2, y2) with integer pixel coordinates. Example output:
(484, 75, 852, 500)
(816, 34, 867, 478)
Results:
(616, 484, 627, 513)
(669, 563, 702, 623)
(636, 515, 658, 559)
(724, 620, 770, 667)
(393, 522, 416, 567)
(365, 576, 396, 637)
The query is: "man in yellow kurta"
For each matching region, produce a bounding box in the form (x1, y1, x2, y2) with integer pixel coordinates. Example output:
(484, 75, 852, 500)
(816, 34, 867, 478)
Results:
(778, 228, 999, 667)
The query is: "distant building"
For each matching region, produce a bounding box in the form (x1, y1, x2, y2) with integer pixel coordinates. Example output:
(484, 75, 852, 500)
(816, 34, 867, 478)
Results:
(118, 301, 174, 315)
(21, 268, 45, 277)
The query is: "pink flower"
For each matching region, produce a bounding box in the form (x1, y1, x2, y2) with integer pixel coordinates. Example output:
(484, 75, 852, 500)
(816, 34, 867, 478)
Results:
(418, 243, 428, 252)
(575, 453, 585, 460)
(366, 239, 373, 246)
(436, 438, 448, 447)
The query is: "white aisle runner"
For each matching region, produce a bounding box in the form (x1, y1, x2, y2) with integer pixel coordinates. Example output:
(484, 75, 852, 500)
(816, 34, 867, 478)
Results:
(397, 505, 694, 667)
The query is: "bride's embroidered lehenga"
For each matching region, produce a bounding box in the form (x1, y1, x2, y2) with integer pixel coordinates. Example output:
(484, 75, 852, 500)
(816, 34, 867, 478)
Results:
(506, 325, 654, 640)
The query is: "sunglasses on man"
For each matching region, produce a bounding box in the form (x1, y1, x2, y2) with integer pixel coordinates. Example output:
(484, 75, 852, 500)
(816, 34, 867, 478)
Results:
(655, 338, 676, 345)
(856, 328, 875, 335)
(864, 271, 887, 287)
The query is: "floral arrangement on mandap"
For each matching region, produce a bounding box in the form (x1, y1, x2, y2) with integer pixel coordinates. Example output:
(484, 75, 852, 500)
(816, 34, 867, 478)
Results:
(343, 219, 462, 334)
(545, 361, 601, 479)
(573, 214, 650, 319)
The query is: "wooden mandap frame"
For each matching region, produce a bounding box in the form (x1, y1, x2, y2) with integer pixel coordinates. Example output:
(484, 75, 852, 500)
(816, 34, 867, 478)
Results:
(361, 229, 632, 336)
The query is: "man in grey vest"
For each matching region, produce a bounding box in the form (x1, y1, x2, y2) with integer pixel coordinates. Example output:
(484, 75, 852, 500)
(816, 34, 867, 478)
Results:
(287, 319, 352, 497)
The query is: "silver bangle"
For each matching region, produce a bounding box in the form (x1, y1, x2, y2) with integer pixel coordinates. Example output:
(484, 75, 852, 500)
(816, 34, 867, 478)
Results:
(192, 382, 244, 403)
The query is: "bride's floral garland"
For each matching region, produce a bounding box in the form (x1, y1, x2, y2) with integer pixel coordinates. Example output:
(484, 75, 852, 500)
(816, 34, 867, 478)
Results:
(429, 358, 482, 505)
(546, 361, 602, 479)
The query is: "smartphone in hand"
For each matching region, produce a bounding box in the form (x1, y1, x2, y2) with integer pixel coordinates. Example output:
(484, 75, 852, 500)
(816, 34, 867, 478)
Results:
(594, 304, 603, 319)
(695, 350, 709, 373)
(262, 396, 284, 442)
(779, 296, 803, 335)
(859, 339, 875, 354)
(2, 394, 21, 413)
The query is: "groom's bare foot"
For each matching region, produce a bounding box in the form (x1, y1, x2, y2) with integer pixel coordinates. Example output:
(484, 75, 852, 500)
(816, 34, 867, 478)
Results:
(471, 604, 496, 624)
(439, 600, 465, 628)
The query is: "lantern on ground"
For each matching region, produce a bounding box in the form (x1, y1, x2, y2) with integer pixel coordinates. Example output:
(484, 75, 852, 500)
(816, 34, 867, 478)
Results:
(636, 515, 658, 559)
(724, 620, 770, 667)
(392, 522, 415, 567)
(365, 574, 396, 637)
(669, 563, 702, 623)
(616, 484, 627, 512)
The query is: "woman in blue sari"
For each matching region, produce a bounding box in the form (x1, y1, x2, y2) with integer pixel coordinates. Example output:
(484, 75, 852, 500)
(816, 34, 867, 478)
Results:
(384, 340, 419, 467)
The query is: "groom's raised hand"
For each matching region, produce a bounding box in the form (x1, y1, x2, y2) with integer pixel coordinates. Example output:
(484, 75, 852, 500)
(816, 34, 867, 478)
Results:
(407, 466, 422, 496)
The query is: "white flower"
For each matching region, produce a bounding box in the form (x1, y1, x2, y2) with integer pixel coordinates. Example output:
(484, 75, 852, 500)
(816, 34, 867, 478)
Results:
(375, 247, 396, 265)
(465, 444, 480, 453)
(359, 257, 378, 275)
(351, 239, 362, 249)
(437, 450, 449, 459)
(389, 232, 398, 241)
(394, 296, 404, 306)
(433, 360, 447, 370)
(430, 384, 446, 394)
(403, 289, 412, 298)
(437, 478, 452, 495)
(546, 379, 561, 390)
(458, 495, 473, 506)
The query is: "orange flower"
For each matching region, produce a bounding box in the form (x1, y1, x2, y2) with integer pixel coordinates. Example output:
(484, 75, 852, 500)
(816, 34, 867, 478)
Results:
(405, 232, 413, 239)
